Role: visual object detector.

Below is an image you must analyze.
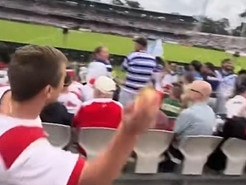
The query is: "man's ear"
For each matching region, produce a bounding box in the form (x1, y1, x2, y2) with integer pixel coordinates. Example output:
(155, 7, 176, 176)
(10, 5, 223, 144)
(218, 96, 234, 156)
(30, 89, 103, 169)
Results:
(44, 85, 52, 99)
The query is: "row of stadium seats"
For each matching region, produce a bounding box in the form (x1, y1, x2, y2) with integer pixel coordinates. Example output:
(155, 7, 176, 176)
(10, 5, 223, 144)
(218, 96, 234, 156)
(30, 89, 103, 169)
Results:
(42, 123, 246, 176)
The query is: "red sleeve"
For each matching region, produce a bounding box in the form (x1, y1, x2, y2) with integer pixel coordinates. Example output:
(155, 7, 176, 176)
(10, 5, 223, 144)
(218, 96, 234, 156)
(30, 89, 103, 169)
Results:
(67, 157, 85, 185)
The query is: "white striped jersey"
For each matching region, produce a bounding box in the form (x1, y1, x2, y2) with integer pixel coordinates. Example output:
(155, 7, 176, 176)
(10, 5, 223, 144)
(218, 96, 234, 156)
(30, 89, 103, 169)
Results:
(0, 115, 85, 185)
(122, 51, 157, 93)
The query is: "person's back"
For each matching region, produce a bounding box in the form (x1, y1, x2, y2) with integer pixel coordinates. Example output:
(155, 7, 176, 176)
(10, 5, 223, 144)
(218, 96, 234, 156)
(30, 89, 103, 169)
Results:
(123, 51, 156, 92)
(40, 102, 73, 125)
(161, 98, 180, 118)
(176, 104, 214, 140)
(160, 83, 182, 118)
(68, 81, 83, 100)
(58, 92, 82, 114)
(74, 76, 122, 129)
(174, 81, 215, 146)
(81, 83, 94, 102)
(73, 99, 122, 128)
(86, 61, 108, 81)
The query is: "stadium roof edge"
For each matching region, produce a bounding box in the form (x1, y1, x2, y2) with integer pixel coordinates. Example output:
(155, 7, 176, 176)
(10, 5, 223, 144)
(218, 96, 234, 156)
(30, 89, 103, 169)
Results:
(61, 0, 197, 22)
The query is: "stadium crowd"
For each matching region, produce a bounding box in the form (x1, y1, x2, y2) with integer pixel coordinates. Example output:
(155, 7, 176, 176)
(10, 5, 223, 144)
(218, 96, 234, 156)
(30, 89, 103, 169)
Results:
(0, 36, 246, 184)
(1, 0, 246, 53)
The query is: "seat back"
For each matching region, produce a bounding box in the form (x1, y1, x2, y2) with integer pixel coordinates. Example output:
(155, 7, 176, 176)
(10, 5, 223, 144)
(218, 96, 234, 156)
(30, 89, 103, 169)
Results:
(42, 123, 71, 148)
(134, 130, 174, 173)
(222, 138, 246, 157)
(179, 136, 222, 175)
(221, 138, 246, 175)
(135, 129, 174, 155)
(179, 136, 222, 156)
(78, 127, 116, 160)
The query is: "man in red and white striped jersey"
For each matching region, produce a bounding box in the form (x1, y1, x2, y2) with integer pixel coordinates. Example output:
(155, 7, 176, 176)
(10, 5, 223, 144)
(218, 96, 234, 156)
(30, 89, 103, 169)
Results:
(0, 45, 160, 185)
(74, 76, 122, 128)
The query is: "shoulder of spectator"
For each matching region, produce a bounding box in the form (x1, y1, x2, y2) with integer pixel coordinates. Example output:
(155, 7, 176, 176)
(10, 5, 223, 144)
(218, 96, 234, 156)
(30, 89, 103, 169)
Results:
(113, 100, 123, 109)
(178, 108, 193, 119)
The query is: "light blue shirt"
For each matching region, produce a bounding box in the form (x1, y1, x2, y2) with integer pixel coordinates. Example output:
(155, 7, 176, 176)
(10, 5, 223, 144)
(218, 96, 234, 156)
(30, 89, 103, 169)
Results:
(174, 103, 216, 147)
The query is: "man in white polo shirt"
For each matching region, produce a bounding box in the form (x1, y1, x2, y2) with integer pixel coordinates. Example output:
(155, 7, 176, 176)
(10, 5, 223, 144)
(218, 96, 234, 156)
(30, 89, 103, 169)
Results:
(226, 74, 246, 118)
(0, 45, 159, 185)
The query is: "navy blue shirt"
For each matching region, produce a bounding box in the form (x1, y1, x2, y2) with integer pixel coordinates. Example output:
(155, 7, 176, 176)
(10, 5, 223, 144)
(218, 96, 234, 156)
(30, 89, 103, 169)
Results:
(203, 74, 220, 96)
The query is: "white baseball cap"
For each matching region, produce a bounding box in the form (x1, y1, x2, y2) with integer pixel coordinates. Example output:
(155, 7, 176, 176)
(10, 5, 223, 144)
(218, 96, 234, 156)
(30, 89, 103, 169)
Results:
(94, 76, 116, 94)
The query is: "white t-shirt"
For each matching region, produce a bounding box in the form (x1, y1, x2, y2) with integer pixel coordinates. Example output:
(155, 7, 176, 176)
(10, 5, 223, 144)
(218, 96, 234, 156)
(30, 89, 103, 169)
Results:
(81, 84, 94, 102)
(0, 85, 10, 100)
(0, 115, 85, 185)
(161, 73, 178, 87)
(58, 92, 82, 114)
(226, 95, 246, 118)
(86, 61, 112, 82)
(68, 81, 84, 100)
(0, 70, 8, 86)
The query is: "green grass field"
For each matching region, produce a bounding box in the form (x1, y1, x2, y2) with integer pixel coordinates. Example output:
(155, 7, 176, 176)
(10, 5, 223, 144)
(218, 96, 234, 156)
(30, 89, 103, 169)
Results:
(0, 19, 245, 70)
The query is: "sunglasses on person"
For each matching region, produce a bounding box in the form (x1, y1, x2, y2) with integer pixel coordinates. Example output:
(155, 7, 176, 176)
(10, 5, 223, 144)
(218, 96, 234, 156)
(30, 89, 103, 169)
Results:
(190, 88, 204, 96)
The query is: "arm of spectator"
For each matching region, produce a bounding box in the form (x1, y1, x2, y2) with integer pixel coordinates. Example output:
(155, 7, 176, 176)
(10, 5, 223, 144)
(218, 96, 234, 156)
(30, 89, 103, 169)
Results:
(78, 94, 159, 185)
(122, 57, 130, 71)
(174, 110, 191, 134)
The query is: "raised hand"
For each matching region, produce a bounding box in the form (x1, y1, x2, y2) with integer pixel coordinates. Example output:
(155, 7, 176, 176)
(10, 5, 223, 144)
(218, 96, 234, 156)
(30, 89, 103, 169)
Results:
(122, 87, 160, 135)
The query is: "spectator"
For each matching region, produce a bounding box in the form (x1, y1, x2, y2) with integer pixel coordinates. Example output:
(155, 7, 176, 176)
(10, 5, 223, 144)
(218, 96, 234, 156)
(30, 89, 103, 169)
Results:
(180, 72, 194, 108)
(81, 78, 95, 102)
(119, 37, 157, 106)
(153, 57, 165, 92)
(67, 69, 84, 100)
(40, 102, 73, 125)
(74, 76, 122, 128)
(238, 69, 246, 76)
(189, 60, 203, 80)
(216, 59, 237, 114)
(173, 80, 215, 147)
(0, 45, 160, 185)
(201, 62, 220, 110)
(86, 46, 112, 82)
(160, 83, 182, 118)
(58, 75, 82, 114)
(79, 66, 88, 85)
(161, 62, 178, 88)
(161, 81, 215, 172)
(225, 74, 246, 118)
(180, 72, 194, 92)
(202, 62, 220, 93)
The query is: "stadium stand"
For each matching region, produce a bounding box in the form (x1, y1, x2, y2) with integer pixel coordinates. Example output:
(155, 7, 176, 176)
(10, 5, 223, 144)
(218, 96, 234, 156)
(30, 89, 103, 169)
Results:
(1, 0, 245, 52)
(0, 0, 246, 185)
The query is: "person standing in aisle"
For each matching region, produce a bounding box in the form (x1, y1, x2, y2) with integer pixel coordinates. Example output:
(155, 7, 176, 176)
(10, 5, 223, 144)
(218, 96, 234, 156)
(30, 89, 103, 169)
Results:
(86, 46, 113, 82)
(119, 37, 157, 106)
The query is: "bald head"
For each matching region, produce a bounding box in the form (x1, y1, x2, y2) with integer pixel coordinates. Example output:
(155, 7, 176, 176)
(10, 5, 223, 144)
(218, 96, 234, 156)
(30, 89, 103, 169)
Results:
(189, 80, 212, 101)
